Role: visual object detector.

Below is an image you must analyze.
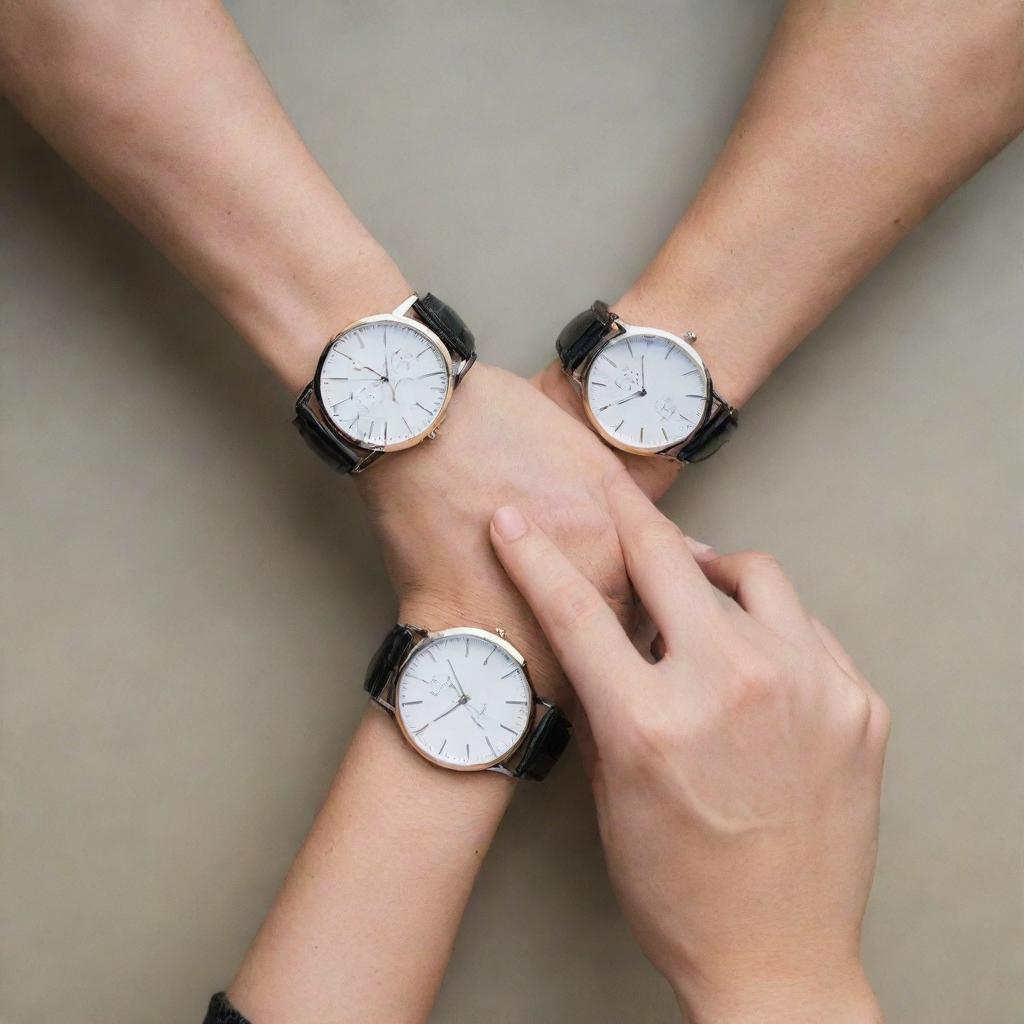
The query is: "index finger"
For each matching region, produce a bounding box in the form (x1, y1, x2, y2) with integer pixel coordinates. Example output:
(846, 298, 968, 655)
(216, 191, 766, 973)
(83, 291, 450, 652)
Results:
(489, 505, 643, 722)
(603, 468, 722, 650)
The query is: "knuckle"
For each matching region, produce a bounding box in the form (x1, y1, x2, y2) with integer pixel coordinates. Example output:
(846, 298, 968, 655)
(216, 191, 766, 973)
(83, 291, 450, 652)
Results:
(545, 578, 603, 633)
(737, 550, 784, 578)
(833, 684, 873, 735)
(725, 651, 782, 709)
(870, 693, 892, 742)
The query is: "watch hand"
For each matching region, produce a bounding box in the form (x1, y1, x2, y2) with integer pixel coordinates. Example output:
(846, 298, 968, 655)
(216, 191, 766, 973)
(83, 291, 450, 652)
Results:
(350, 362, 386, 381)
(432, 698, 466, 723)
(599, 390, 645, 412)
(383, 330, 390, 380)
(447, 659, 467, 699)
(640, 352, 646, 391)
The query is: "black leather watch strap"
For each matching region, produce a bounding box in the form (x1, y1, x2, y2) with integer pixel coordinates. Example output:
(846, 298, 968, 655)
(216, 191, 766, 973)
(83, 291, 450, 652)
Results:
(293, 385, 362, 475)
(555, 299, 618, 373)
(203, 993, 250, 1024)
(513, 704, 573, 781)
(558, 300, 738, 463)
(364, 623, 422, 700)
(412, 293, 477, 364)
(676, 393, 738, 463)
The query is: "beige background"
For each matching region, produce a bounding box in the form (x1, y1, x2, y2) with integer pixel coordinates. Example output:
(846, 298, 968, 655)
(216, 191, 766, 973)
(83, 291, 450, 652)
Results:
(2, 2, 1022, 1022)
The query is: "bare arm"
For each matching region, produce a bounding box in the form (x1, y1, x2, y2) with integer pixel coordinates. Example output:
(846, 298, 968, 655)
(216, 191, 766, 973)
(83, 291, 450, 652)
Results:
(0, 4, 625, 1022)
(541, 0, 1024, 491)
(0, 0, 407, 393)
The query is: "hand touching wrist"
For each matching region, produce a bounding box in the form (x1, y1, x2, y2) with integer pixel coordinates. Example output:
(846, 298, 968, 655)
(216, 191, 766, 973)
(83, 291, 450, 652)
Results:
(357, 362, 634, 705)
(532, 360, 681, 501)
(489, 468, 889, 1018)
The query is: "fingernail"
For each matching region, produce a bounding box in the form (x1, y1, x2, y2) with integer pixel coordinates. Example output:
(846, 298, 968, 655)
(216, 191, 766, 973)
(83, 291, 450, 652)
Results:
(492, 506, 528, 542)
(684, 535, 717, 562)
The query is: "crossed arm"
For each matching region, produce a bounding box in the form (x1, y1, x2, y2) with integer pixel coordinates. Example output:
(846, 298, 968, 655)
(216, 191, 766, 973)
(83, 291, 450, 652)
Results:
(2, 1, 1020, 1021)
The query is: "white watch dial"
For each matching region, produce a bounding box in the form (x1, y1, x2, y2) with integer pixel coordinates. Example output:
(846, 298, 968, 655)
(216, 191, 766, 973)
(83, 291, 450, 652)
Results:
(584, 332, 709, 452)
(395, 632, 533, 770)
(317, 319, 451, 449)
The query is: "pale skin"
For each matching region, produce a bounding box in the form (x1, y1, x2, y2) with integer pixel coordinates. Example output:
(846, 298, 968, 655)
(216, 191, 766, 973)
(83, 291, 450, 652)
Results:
(1, 0, 1021, 1021)
(491, 472, 890, 1024)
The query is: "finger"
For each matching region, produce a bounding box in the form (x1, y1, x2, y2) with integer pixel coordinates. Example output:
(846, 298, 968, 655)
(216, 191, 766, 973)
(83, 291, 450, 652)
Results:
(489, 505, 642, 719)
(809, 617, 876, 694)
(696, 550, 814, 640)
(603, 467, 720, 647)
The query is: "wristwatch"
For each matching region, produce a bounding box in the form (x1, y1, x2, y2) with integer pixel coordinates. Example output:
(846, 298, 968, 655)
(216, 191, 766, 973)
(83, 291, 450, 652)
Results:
(294, 293, 476, 473)
(364, 624, 572, 781)
(556, 301, 738, 462)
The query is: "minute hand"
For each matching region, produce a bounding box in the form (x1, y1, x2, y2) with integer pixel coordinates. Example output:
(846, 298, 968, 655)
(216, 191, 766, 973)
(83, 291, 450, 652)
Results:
(598, 390, 646, 412)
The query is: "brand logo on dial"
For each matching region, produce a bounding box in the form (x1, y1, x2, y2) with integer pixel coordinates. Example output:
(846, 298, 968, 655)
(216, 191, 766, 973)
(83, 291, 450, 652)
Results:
(317, 319, 451, 449)
(395, 633, 533, 770)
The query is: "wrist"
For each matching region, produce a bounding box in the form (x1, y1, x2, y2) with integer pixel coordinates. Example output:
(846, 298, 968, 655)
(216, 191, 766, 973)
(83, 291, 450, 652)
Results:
(676, 961, 882, 1024)
(613, 208, 798, 409)
(214, 228, 412, 396)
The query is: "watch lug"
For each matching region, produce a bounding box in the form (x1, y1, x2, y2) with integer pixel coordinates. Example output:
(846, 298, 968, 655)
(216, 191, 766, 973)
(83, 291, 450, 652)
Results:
(453, 351, 476, 386)
(351, 449, 385, 473)
(562, 363, 585, 396)
(390, 294, 418, 317)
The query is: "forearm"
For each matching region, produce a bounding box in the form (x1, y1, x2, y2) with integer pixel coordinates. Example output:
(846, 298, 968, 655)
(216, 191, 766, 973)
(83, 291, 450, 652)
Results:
(0, 5, 557, 1016)
(230, 703, 512, 1023)
(0, 0, 408, 393)
(544, 0, 1024, 414)
(228, 573, 576, 1023)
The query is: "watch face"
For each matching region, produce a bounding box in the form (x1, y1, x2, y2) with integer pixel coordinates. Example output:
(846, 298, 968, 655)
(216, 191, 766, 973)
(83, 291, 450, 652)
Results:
(583, 330, 709, 453)
(316, 317, 452, 450)
(394, 630, 534, 771)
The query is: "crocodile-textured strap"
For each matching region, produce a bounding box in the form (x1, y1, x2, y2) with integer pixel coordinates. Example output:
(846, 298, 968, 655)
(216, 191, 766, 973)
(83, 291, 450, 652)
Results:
(364, 623, 421, 701)
(514, 704, 573, 781)
(293, 385, 362, 474)
(203, 993, 250, 1024)
(412, 293, 477, 364)
(676, 391, 738, 463)
(555, 299, 618, 373)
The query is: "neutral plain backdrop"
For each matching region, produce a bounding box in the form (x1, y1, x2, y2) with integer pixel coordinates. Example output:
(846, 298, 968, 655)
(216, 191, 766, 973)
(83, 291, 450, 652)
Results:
(2, 2, 1022, 1022)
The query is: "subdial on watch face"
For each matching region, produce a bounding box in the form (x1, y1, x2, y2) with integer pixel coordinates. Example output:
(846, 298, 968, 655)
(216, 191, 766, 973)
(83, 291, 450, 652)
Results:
(584, 332, 708, 452)
(395, 633, 533, 770)
(317, 319, 451, 449)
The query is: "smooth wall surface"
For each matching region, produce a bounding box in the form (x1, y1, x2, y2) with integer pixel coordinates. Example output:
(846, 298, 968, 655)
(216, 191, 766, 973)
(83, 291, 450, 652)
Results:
(2, 3, 1022, 1021)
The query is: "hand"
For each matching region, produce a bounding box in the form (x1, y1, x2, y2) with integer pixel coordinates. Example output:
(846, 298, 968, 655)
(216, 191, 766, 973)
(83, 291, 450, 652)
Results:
(357, 363, 634, 703)
(490, 469, 889, 1023)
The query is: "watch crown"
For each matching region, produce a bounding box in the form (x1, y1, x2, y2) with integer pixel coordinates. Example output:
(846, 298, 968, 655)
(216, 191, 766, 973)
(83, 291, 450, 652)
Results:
(495, 627, 507, 639)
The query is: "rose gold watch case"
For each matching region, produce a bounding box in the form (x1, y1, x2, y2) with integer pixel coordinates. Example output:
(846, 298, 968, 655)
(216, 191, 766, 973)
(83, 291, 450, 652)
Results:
(392, 626, 537, 773)
(579, 323, 712, 457)
(312, 306, 455, 454)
